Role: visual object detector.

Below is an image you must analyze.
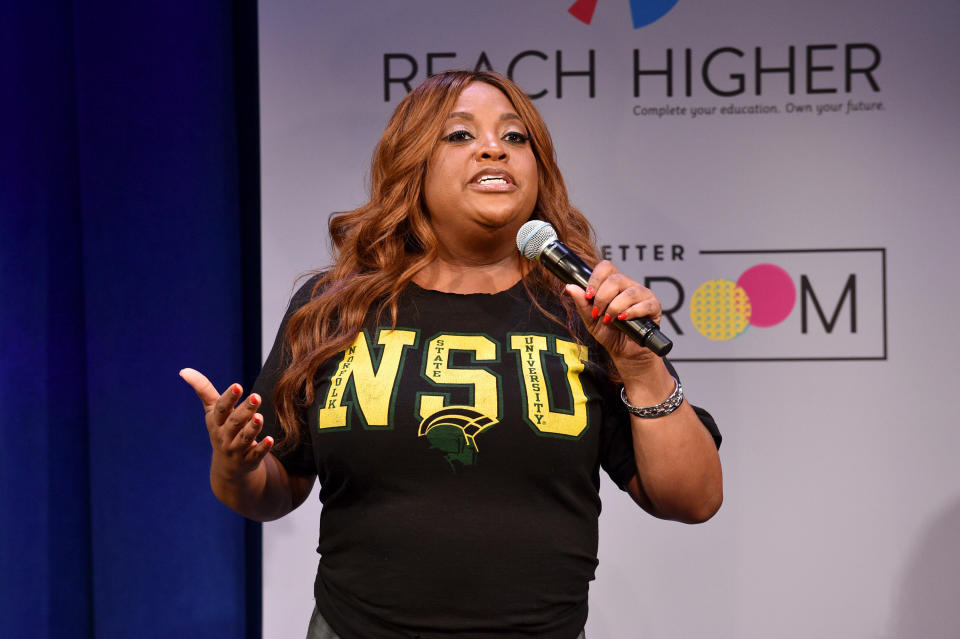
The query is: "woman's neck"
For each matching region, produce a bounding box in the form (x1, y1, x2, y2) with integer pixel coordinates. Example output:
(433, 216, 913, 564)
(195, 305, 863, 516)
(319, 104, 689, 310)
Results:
(413, 251, 524, 294)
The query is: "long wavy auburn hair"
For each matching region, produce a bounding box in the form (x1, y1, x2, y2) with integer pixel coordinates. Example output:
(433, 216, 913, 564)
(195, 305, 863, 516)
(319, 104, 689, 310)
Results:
(272, 70, 603, 451)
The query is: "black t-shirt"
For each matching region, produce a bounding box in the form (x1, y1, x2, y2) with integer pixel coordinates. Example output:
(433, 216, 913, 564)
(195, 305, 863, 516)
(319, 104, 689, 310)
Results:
(254, 278, 720, 639)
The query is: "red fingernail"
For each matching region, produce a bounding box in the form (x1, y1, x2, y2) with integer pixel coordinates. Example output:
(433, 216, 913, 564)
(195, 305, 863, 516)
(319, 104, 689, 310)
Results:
(231, 384, 241, 395)
(603, 314, 612, 324)
(265, 436, 274, 445)
(253, 413, 263, 425)
(591, 306, 599, 319)
(617, 312, 627, 321)
(250, 394, 260, 406)
(585, 287, 595, 300)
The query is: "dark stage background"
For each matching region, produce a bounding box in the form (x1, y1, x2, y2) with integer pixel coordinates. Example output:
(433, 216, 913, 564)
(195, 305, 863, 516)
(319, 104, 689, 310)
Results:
(2, 3, 262, 638)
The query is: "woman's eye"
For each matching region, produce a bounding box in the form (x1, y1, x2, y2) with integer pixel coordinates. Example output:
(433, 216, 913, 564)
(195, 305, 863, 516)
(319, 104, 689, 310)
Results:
(504, 131, 529, 144)
(444, 130, 473, 143)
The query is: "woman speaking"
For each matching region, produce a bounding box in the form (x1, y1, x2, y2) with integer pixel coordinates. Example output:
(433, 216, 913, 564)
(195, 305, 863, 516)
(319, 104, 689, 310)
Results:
(182, 70, 722, 639)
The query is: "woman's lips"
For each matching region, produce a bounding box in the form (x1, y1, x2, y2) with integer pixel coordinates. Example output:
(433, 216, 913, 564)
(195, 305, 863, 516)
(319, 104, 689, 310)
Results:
(469, 169, 516, 191)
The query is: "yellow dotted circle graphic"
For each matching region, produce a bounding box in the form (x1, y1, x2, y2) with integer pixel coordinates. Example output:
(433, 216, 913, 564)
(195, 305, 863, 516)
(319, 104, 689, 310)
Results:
(690, 279, 752, 341)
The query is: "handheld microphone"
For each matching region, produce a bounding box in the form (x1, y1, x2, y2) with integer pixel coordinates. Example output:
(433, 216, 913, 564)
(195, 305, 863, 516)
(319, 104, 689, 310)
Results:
(516, 220, 673, 357)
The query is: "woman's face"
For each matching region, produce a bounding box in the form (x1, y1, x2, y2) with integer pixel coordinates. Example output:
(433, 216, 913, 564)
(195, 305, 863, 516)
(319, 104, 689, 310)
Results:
(422, 82, 539, 248)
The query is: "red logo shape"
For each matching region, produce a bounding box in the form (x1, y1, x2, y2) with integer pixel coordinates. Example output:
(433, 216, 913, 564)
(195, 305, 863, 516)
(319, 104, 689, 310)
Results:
(568, 0, 599, 25)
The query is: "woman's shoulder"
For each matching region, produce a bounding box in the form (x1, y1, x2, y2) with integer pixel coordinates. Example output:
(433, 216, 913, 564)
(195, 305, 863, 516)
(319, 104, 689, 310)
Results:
(287, 271, 328, 311)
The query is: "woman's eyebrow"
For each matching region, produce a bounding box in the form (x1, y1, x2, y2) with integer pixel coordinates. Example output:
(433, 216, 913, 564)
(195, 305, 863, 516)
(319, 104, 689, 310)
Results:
(445, 112, 523, 122)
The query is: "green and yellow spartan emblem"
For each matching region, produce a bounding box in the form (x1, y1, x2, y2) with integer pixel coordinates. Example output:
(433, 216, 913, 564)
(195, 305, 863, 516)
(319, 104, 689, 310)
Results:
(417, 406, 497, 470)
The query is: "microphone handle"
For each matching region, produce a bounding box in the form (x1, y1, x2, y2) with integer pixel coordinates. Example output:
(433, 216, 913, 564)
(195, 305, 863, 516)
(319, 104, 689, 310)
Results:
(539, 242, 673, 357)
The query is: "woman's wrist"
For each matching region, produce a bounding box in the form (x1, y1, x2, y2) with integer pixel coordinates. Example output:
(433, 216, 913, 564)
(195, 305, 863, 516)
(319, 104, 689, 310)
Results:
(614, 357, 676, 407)
(621, 377, 683, 418)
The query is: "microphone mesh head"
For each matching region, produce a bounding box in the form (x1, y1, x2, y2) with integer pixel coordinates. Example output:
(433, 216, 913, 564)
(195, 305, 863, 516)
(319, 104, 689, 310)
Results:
(516, 220, 557, 260)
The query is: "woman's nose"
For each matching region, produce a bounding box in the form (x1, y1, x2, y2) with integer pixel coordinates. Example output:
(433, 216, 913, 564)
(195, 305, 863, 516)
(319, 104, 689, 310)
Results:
(476, 134, 507, 161)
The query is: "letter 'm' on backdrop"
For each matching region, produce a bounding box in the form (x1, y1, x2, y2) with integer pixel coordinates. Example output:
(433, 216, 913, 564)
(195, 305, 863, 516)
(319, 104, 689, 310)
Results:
(257, 2, 960, 636)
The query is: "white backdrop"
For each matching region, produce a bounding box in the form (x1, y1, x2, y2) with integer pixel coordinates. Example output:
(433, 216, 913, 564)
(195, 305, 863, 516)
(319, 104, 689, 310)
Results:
(257, 2, 960, 637)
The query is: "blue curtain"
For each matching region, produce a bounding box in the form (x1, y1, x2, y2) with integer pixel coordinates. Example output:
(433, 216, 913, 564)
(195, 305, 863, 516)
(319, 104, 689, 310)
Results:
(1, 2, 261, 637)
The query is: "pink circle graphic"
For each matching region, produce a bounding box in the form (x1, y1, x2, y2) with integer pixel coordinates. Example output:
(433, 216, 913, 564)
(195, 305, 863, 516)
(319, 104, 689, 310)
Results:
(736, 263, 795, 327)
